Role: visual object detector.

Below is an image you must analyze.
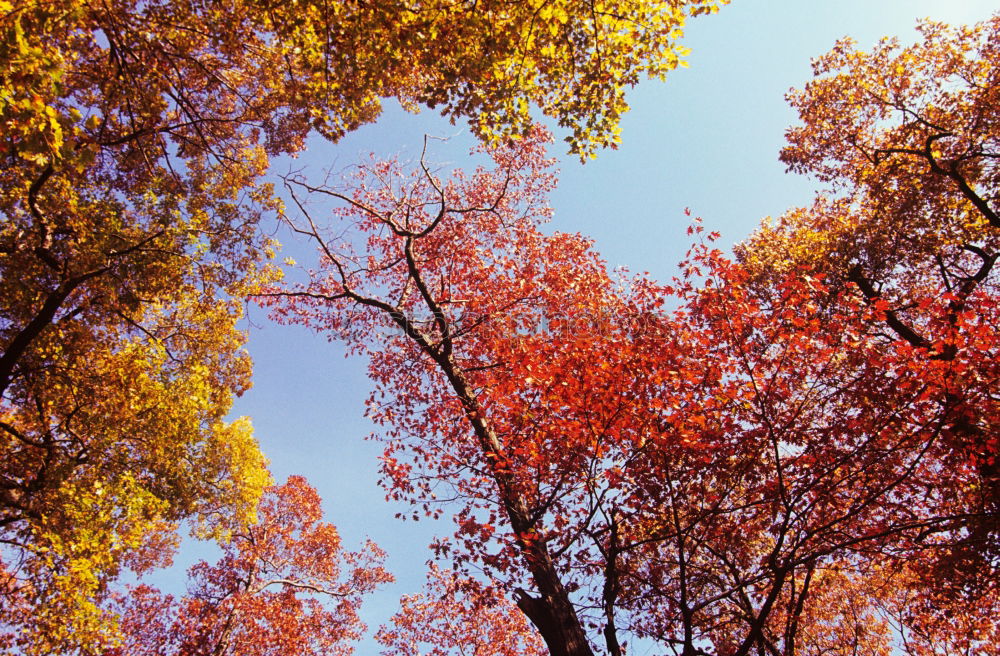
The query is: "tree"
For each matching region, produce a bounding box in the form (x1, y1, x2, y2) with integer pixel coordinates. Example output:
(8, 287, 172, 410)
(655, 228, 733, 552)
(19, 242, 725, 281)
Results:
(0, 149, 272, 651)
(265, 122, 998, 655)
(1, 0, 726, 648)
(737, 13, 1000, 603)
(376, 564, 547, 656)
(107, 476, 392, 656)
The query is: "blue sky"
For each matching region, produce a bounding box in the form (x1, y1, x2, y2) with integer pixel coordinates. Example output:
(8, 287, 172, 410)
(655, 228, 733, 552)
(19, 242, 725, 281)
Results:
(163, 0, 998, 649)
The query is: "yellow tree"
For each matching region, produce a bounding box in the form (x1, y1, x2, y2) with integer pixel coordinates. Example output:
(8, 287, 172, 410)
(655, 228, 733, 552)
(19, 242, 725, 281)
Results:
(3, 2, 278, 649)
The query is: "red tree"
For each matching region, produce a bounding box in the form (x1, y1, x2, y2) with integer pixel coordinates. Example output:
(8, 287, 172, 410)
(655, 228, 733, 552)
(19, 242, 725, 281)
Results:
(108, 476, 392, 656)
(265, 125, 998, 655)
(376, 564, 547, 656)
(739, 14, 1000, 607)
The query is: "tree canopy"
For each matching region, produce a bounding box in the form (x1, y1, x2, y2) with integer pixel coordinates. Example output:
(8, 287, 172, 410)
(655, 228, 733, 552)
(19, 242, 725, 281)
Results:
(2, 3, 998, 656)
(108, 476, 392, 656)
(739, 13, 1000, 604)
(269, 116, 998, 655)
(1, 0, 722, 650)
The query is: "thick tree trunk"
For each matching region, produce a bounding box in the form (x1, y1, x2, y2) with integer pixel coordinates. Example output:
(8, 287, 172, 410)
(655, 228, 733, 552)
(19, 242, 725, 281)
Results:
(516, 585, 595, 656)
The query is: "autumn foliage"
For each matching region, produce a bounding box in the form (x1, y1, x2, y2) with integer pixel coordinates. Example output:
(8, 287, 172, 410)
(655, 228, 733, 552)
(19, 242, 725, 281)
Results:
(1, 0, 722, 650)
(375, 565, 547, 656)
(740, 13, 1000, 608)
(106, 476, 392, 656)
(270, 15, 1000, 647)
(2, 2, 998, 656)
